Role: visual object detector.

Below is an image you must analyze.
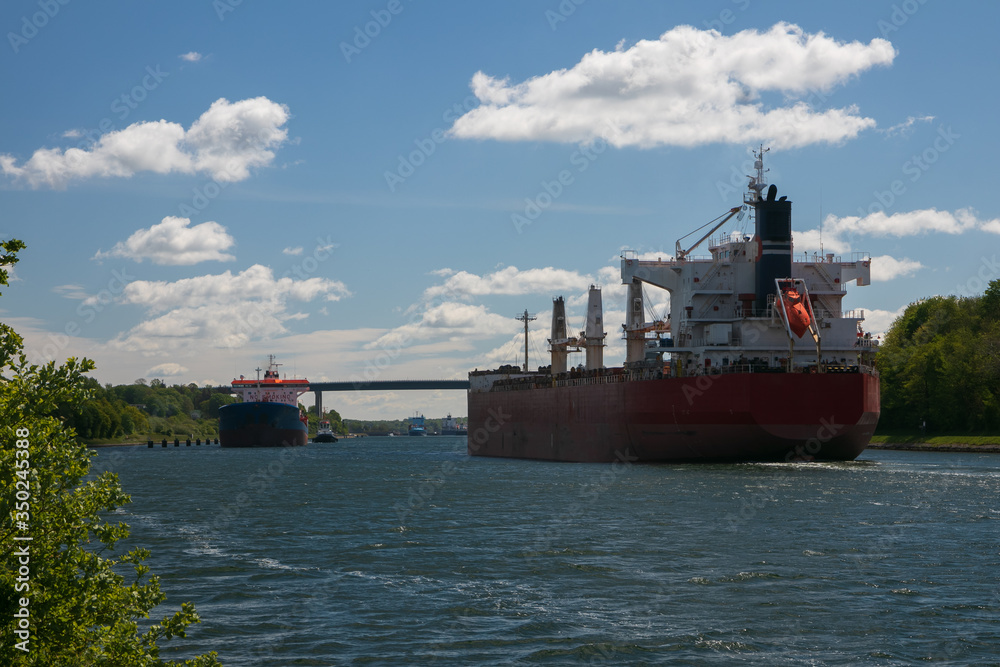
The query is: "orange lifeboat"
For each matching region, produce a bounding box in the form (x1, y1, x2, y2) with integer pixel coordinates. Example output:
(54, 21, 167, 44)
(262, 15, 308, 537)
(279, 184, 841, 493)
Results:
(780, 288, 811, 338)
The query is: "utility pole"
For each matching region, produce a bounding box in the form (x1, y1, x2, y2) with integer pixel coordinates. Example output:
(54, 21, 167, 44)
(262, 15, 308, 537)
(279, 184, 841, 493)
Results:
(516, 309, 536, 372)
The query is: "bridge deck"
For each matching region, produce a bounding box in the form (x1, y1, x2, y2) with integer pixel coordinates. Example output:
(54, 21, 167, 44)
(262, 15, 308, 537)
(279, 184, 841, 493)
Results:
(308, 380, 469, 391)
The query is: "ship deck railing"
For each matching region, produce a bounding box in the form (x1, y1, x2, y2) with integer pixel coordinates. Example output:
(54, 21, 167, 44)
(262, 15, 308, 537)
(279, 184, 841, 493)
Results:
(486, 362, 877, 391)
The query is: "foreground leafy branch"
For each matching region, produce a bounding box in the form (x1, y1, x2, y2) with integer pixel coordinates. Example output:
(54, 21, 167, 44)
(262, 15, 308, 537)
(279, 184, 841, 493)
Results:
(0, 240, 220, 665)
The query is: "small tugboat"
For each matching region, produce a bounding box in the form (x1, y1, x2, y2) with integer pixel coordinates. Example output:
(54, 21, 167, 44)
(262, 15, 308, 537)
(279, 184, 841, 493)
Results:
(219, 356, 310, 447)
(314, 419, 338, 443)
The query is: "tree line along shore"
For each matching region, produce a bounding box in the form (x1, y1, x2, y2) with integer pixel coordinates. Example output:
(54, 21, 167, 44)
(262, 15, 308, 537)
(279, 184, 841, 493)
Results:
(67, 380, 473, 444)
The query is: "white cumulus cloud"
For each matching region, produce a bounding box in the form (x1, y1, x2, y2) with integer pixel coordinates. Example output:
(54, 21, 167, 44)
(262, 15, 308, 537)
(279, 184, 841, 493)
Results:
(796, 208, 999, 254)
(827, 208, 982, 238)
(147, 362, 189, 376)
(870, 255, 924, 282)
(366, 302, 516, 351)
(179, 52, 203, 62)
(792, 228, 852, 254)
(449, 22, 895, 149)
(859, 306, 906, 337)
(121, 264, 349, 313)
(93, 216, 236, 265)
(425, 266, 593, 300)
(979, 219, 1000, 235)
(1, 96, 290, 189)
(110, 264, 351, 354)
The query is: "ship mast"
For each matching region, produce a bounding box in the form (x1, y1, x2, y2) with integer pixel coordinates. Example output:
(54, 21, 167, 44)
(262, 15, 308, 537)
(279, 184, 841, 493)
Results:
(743, 144, 771, 230)
(516, 309, 536, 372)
(267, 354, 283, 375)
(746, 144, 769, 206)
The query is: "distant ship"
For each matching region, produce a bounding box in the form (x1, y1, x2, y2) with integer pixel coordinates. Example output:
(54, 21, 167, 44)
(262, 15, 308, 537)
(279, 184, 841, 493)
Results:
(219, 356, 309, 447)
(441, 413, 468, 436)
(314, 419, 338, 443)
(408, 413, 427, 436)
(468, 148, 880, 463)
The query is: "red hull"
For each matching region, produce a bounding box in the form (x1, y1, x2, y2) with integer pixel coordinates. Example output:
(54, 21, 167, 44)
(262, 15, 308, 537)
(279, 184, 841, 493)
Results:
(468, 372, 879, 463)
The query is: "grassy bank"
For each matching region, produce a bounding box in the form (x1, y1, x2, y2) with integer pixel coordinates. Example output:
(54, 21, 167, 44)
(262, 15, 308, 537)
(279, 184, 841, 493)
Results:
(870, 431, 1000, 446)
(868, 430, 1000, 452)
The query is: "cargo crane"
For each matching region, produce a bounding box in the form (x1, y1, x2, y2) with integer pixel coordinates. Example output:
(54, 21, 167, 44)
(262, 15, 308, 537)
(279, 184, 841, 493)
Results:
(674, 206, 746, 260)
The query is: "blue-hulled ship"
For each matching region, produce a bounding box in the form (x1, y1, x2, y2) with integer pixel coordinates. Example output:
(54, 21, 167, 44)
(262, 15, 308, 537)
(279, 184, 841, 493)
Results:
(408, 413, 427, 436)
(219, 356, 310, 447)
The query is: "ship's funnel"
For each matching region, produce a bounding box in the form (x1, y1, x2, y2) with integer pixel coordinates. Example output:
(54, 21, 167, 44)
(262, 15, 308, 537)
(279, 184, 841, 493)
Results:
(755, 184, 792, 313)
(625, 281, 645, 364)
(549, 296, 569, 375)
(584, 285, 606, 370)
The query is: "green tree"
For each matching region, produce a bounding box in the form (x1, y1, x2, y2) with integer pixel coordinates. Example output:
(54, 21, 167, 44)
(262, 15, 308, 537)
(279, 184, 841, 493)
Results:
(0, 240, 220, 665)
(198, 393, 238, 419)
(878, 287, 1000, 432)
(320, 407, 348, 435)
(981, 279, 1000, 321)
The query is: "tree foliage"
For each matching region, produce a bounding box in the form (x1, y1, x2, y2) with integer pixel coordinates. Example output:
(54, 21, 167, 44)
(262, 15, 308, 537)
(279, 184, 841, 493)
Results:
(877, 283, 1000, 432)
(53, 380, 240, 442)
(0, 240, 220, 665)
(306, 405, 348, 435)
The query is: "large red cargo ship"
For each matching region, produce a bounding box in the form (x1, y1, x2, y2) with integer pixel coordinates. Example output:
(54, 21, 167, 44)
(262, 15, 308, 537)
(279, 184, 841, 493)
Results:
(468, 149, 880, 463)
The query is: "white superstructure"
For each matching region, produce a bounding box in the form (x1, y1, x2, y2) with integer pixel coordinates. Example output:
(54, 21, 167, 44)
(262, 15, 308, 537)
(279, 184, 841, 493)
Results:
(620, 148, 877, 376)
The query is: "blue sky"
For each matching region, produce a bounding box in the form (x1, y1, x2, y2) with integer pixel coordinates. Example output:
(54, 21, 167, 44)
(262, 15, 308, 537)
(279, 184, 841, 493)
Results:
(2, 0, 998, 419)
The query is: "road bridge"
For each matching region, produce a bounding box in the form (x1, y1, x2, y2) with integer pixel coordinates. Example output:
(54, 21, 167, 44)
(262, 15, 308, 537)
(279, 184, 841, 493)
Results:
(309, 380, 469, 419)
(215, 379, 470, 418)
(216, 379, 468, 417)
(308, 380, 469, 392)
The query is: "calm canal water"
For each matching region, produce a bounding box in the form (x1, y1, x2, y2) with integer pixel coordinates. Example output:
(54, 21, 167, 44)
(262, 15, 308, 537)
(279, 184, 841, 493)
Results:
(91, 438, 1000, 665)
